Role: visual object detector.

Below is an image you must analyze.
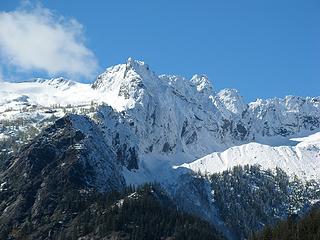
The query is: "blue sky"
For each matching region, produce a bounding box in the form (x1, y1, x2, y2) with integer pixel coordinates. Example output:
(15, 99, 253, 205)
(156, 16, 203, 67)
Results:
(0, 0, 319, 101)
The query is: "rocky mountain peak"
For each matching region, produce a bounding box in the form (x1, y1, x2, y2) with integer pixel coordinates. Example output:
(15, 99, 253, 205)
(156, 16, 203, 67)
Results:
(125, 57, 151, 75)
(92, 58, 157, 92)
(190, 74, 214, 95)
(216, 88, 246, 115)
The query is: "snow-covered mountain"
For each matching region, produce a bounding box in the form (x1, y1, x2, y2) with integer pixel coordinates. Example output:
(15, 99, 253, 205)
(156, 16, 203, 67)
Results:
(1, 58, 320, 239)
(1, 57, 320, 187)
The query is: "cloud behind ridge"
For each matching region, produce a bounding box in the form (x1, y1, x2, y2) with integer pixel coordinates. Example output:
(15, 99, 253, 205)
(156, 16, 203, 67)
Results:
(0, 4, 99, 80)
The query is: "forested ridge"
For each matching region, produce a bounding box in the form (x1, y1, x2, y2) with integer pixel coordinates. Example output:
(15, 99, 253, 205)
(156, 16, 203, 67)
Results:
(209, 165, 320, 239)
(251, 205, 320, 240)
(0, 183, 224, 240)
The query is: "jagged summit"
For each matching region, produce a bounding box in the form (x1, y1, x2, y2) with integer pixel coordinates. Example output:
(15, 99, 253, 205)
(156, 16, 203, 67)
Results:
(216, 88, 246, 115)
(92, 57, 158, 92)
(89, 58, 218, 112)
(125, 57, 153, 75)
(190, 74, 214, 95)
(92, 58, 214, 96)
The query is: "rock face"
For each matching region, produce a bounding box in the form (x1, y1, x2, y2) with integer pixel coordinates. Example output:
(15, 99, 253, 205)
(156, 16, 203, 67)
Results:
(0, 114, 125, 237)
(247, 96, 320, 138)
(94, 105, 140, 170)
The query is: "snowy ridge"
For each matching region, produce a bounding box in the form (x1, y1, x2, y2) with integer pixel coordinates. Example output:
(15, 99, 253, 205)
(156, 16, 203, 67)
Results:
(0, 78, 93, 110)
(32, 77, 77, 90)
(179, 132, 320, 180)
(248, 96, 320, 138)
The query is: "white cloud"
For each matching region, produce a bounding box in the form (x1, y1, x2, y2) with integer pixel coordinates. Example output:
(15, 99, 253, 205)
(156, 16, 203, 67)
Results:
(0, 4, 99, 79)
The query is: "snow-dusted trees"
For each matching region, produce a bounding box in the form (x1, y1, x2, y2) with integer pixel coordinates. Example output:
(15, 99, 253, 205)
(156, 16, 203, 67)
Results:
(209, 165, 320, 238)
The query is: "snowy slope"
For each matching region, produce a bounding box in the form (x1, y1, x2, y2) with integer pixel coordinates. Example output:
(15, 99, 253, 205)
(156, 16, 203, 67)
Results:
(0, 78, 92, 109)
(179, 132, 320, 180)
